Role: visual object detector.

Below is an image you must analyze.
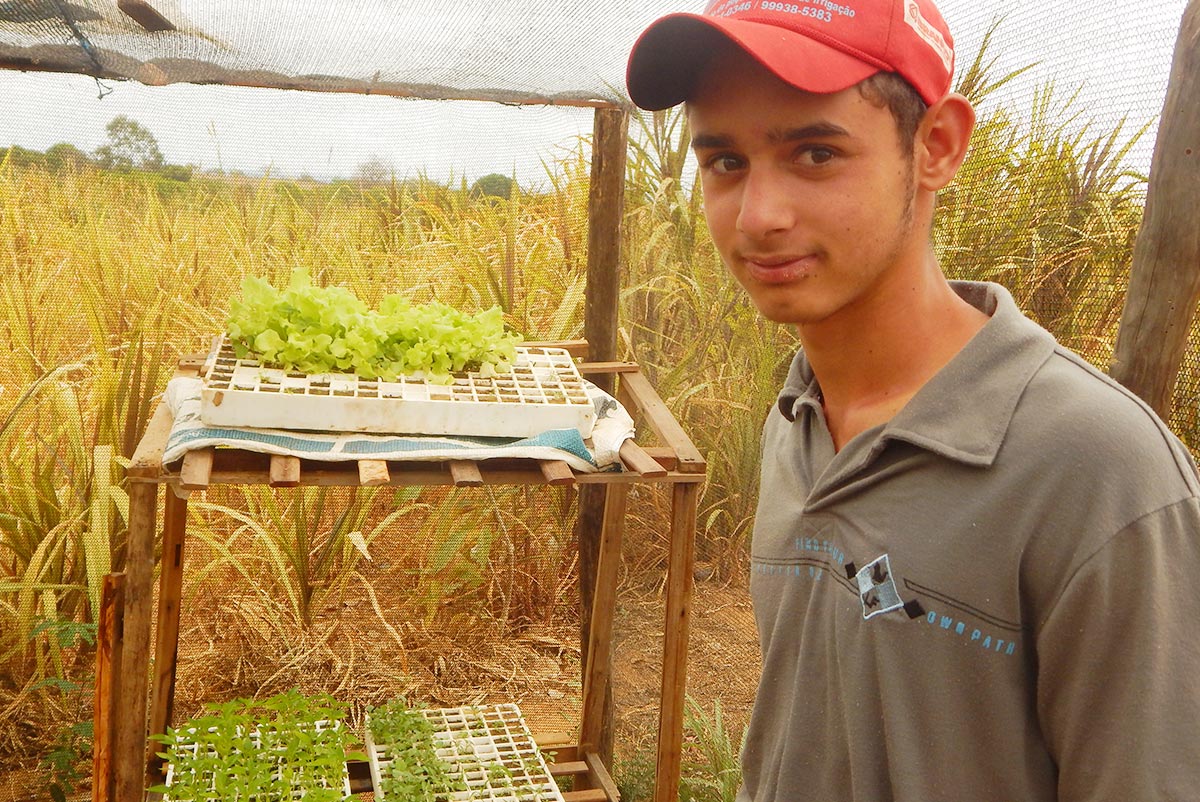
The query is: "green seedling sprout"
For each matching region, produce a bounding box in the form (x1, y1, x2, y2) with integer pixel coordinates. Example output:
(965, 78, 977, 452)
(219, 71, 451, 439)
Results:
(151, 689, 355, 801)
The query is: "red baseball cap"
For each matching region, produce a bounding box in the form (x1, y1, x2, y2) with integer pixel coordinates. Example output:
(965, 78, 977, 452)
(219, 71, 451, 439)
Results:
(626, 0, 955, 110)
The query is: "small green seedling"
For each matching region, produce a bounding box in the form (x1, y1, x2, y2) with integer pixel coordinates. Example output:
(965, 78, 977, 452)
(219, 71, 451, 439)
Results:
(367, 699, 466, 801)
(367, 701, 560, 801)
(150, 689, 357, 801)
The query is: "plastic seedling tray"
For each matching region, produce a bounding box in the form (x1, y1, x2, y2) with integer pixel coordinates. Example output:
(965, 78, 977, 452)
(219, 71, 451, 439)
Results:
(199, 335, 595, 438)
(162, 720, 352, 802)
(366, 703, 564, 802)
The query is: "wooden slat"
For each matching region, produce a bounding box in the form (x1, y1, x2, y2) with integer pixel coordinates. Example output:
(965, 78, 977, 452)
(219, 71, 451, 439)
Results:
(179, 353, 208, 370)
(583, 751, 621, 802)
(539, 460, 577, 486)
(535, 734, 578, 762)
(117, 0, 176, 31)
(579, 485, 628, 752)
(357, 459, 391, 486)
(654, 482, 700, 802)
(577, 361, 640, 375)
(127, 402, 174, 478)
(92, 573, 125, 802)
(548, 760, 588, 777)
(640, 446, 678, 470)
(619, 371, 706, 474)
(449, 460, 484, 487)
(618, 439, 666, 477)
(146, 489, 188, 779)
(269, 455, 301, 487)
(179, 449, 214, 490)
(522, 339, 590, 358)
(562, 791, 609, 802)
(114, 482, 158, 802)
(197, 468, 690, 488)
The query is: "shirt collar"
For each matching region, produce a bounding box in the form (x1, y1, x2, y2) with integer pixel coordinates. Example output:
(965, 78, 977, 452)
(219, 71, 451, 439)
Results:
(776, 281, 1058, 466)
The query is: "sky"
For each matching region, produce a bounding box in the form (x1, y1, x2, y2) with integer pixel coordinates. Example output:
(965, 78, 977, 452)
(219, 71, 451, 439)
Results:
(0, 0, 1188, 187)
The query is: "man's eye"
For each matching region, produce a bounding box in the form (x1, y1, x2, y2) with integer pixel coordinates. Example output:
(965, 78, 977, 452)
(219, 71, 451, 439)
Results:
(802, 147, 836, 166)
(706, 155, 744, 174)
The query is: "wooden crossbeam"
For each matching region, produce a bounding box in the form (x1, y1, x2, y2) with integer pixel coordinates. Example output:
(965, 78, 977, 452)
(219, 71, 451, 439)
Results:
(577, 361, 640, 376)
(618, 371, 706, 474)
(583, 751, 621, 802)
(269, 455, 301, 487)
(618, 439, 666, 477)
(561, 791, 608, 802)
(357, 459, 391, 486)
(179, 449, 213, 490)
(449, 460, 484, 487)
(539, 459, 576, 486)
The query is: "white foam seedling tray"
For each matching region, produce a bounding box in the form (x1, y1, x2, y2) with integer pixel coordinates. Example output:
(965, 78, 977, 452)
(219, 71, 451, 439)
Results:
(366, 703, 564, 802)
(200, 335, 595, 439)
(163, 720, 352, 801)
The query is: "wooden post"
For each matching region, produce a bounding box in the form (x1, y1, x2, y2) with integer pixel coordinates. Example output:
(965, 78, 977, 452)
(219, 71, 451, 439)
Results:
(147, 487, 188, 779)
(93, 573, 125, 802)
(579, 484, 629, 754)
(1109, 0, 1200, 416)
(584, 106, 629, 394)
(114, 481, 158, 801)
(654, 482, 699, 802)
(117, 1, 176, 31)
(578, 105, 630, 770)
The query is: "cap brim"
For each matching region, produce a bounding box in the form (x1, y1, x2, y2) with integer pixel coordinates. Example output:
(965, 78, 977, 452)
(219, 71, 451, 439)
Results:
(626, 13, 880, 111)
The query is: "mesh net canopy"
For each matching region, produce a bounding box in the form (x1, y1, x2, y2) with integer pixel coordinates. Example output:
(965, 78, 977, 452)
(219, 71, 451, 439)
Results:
(0, 0, 669, 106)
(0, 2, 1195, 801)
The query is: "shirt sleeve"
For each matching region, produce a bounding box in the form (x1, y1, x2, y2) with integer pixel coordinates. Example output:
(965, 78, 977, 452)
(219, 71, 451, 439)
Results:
(1034, 497, 1200, 801)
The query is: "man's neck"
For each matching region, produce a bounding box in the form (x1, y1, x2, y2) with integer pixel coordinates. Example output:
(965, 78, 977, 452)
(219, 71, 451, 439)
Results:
(799, 268, 989, 452)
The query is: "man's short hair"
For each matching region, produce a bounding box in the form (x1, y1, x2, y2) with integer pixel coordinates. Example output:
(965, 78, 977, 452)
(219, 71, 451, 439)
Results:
(856, 73, 929, 157)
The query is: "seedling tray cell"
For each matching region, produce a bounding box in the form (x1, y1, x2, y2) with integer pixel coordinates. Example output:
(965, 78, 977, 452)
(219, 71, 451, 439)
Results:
(199, 335, 595, 438)
(366, 703, 564, 802)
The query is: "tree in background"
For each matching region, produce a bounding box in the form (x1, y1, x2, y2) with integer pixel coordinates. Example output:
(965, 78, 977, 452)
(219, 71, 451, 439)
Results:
(44, 143, 90, 172)
(469, 173, 514, 200)
(354, 156, 393, 187)
(92, 115, 163, 172)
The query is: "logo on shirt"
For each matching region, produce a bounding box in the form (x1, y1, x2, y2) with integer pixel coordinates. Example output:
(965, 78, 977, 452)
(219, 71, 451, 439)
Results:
(854, 554, 904, 619)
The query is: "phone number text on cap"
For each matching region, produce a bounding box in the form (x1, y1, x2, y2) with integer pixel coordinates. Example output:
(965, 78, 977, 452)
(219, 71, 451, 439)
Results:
(761, 2, 834, 22)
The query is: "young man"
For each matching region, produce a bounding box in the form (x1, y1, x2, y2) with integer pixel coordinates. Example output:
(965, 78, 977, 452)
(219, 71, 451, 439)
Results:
(627, 2, 1200, 801)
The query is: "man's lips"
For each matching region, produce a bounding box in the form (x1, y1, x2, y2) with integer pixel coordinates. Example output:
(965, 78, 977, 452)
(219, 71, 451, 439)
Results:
(741, 254, 818, 284)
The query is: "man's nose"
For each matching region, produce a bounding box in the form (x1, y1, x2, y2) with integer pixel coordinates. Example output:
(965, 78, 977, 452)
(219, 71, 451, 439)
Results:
(736, 169, 794, 239)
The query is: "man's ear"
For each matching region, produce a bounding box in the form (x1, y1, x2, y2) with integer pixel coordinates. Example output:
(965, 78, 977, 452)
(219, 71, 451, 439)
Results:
(914, 93, 975, 191)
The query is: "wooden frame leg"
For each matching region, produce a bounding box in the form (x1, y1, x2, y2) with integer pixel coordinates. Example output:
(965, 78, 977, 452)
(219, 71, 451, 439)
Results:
(93, 573, 125, 802)
(654, 482, 699, 802)
(579, 484, 628, 756)
(147, 486, 188, 778)
(115, 481, 158, 801)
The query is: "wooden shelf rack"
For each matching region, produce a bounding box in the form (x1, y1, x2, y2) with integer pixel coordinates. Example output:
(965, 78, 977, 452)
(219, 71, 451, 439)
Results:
(94, 345, 705, 802)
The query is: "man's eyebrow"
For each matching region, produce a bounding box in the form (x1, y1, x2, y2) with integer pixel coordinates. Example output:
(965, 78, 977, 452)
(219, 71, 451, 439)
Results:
(769, 122, 851, 142)
(691, 133, 734, 150)
(691, 123, 851, 150)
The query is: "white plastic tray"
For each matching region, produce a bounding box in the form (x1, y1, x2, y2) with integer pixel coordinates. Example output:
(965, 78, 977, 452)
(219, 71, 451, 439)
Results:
(366, 703, 564, 802)
(199, 335, 595, 438)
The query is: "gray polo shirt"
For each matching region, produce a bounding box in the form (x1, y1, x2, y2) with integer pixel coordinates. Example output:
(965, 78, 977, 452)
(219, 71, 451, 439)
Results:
(738, 281, 1200, 802)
